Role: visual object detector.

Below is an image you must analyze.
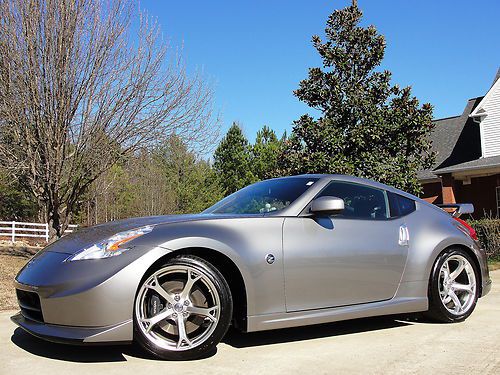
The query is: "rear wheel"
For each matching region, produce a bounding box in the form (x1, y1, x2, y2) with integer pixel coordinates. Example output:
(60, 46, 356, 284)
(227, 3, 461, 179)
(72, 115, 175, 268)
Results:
(425, 248, 479, 323)
(134, 255, 232, 360)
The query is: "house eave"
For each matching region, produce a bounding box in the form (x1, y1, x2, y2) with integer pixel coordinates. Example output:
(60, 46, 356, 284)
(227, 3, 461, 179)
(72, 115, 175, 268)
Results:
(435, 164, 500, 176)
(419, 177, 441, 184)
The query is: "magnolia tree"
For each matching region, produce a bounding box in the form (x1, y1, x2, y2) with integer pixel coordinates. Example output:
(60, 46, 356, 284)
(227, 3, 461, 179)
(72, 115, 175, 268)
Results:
(0, 0, 219, 239)
(281, 2, 435, 194)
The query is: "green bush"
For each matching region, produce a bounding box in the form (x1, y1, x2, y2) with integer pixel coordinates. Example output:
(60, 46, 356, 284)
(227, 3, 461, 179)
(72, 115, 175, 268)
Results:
(469, 219, 500, 260)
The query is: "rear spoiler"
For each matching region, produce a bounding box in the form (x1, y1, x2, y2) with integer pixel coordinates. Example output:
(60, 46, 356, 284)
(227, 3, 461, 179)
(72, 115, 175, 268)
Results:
(436, 203, 474, 218)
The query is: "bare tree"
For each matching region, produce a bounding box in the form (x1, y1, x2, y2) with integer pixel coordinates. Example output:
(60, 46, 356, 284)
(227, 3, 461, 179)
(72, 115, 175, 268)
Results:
(0, 0, 219, 239)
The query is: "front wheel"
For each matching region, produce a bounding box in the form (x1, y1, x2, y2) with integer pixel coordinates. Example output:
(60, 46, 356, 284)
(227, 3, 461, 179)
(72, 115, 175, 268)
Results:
(134, 255, 232, 360)
(425, 248, 479, 323)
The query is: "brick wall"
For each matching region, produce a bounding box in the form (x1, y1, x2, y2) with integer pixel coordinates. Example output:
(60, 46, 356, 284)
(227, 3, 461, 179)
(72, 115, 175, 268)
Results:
(455, 175, 499, 218)
(421, 181, 442, 204)
(421, 174, 500, 218)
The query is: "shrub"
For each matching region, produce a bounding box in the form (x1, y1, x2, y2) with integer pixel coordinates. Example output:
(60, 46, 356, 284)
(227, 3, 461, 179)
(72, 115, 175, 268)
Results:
(469, 219, 500, 260)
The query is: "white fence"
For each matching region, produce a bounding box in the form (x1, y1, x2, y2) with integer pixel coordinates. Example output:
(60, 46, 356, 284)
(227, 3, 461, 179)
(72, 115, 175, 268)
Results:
(0, 221, 77, 243)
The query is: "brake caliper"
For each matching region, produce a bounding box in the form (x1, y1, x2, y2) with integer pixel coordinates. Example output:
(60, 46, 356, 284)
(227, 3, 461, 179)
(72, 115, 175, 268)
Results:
(148, 294, 163, 316)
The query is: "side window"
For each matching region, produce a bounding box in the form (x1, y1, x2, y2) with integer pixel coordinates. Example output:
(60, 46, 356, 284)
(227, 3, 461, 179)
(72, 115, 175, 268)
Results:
(388, 192, 416, 217)
(317, 181, 388, 219)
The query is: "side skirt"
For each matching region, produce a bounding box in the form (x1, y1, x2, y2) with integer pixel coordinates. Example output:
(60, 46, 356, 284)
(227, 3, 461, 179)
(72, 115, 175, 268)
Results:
(246, 297, 428, 332)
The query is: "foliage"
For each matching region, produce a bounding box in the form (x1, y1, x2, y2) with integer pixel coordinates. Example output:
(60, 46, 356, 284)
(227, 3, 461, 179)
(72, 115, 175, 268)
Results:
(469, 219, 500, 260)
(0, 1, 442, 227)
(251, 126, 283, 180)
(280, 3, 435, 194)
(213, 123, 256, 195)
(156, 135, 223, 214)
(0, 0, 218, 239)
(0, 172, 38, 221)
(75, 136, 222, 225)
(83, 163, 136, 223)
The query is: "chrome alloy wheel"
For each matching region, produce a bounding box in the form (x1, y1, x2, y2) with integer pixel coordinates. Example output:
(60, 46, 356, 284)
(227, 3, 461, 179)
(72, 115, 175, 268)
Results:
(438, 254, 476, 315)
(135, 265, 221, 351)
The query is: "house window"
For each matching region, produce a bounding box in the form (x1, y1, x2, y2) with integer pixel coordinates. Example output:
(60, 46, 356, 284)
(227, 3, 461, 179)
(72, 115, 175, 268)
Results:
(496, 187, 500, 218)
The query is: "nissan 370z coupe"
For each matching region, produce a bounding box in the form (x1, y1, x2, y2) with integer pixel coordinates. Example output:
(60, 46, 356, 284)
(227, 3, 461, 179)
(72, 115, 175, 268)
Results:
(12, 175, 491, 360)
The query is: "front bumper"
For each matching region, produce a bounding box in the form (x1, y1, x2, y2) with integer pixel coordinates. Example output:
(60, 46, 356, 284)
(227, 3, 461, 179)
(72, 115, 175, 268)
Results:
(12, 246, 172, 343)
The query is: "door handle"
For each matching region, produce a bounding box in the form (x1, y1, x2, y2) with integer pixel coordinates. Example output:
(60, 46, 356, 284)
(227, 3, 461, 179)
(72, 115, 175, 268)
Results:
(399, 224, 409, 246)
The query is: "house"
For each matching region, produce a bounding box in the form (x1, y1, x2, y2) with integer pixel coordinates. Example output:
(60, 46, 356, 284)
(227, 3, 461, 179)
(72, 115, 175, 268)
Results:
(419, 68, 500, 218)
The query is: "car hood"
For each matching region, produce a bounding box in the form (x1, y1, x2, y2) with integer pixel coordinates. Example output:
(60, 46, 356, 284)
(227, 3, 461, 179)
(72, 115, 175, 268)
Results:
(41, 214, 227, 255)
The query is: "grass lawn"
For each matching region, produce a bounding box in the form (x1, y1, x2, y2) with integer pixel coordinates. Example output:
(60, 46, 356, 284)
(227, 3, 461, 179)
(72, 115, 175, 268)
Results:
(0, 244, 37, 310)
(489, 260, 500, 271)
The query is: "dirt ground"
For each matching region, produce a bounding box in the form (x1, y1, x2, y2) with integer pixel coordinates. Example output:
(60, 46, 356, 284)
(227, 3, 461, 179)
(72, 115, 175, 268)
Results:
(0, 244, 37, 310)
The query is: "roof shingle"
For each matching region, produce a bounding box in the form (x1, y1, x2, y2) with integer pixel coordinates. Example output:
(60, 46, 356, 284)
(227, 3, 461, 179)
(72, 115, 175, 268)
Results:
(433, 155, 500, 174)
(418, 97, 483, 180)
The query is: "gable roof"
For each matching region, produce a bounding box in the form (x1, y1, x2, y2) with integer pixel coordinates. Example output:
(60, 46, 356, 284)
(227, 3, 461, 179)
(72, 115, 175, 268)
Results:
(470, 68, 500, 118)
(492, 67, 500, 87)
(418, 97, 483, 181)
(418, 115, 461, 180)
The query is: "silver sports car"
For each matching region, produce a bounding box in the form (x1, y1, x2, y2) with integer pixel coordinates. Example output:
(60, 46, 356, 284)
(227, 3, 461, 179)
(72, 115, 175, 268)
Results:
(12, 175, 491, 360)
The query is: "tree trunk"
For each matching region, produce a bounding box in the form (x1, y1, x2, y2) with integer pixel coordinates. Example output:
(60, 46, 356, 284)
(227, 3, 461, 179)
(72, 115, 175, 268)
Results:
(47, 204, 70, 243)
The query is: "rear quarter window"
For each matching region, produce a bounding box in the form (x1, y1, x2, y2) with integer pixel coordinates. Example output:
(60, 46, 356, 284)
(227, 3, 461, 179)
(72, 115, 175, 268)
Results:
(388, 192, 416, 217)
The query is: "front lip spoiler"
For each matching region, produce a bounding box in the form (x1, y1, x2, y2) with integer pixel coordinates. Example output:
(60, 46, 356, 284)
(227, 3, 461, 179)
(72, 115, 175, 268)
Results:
(11, 312, 132, 346)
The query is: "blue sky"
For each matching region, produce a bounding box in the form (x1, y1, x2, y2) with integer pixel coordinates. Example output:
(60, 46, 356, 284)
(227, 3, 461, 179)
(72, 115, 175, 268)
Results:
(142, 0, 500, 141)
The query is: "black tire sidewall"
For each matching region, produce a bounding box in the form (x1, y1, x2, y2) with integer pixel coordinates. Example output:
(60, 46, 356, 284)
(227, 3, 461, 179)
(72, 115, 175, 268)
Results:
(133, 255, 233, 360)
(428, 248, 479, 323)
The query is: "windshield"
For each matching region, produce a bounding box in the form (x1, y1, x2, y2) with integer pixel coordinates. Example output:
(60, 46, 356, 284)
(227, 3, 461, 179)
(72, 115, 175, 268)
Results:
(204, 177, 319, 215)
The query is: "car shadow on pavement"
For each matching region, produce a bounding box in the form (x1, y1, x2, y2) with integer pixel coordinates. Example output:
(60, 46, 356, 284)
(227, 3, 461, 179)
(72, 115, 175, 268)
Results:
(10, 315, 416, 362)
(223, 315, 416, 348)
(10, 328, 169, 363)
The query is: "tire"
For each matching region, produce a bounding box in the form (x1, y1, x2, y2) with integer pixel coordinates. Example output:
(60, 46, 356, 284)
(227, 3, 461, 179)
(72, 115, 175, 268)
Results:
(425, 248, 479, 323)
(133, 255, 232, 360)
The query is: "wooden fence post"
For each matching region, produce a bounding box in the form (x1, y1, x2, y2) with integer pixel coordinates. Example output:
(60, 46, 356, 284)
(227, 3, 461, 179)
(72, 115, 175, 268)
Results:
(11, 221, 15, 242)
(45, 223, 49, 242)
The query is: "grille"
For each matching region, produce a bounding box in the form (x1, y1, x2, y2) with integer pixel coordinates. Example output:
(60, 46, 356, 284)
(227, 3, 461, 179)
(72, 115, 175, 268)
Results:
(16, 289, 44, 322)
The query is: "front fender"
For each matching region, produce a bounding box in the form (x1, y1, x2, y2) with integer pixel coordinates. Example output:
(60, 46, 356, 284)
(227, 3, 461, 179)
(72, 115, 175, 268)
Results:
(158, 236, 256, 314)
(133, 217, 287, 316)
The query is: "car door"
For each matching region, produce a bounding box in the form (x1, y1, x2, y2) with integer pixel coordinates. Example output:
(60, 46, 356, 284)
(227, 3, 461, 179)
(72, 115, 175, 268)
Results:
(283, 181, 409, 312)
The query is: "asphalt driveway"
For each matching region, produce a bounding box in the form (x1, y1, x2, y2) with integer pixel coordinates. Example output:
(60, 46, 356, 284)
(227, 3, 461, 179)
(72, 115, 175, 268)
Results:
(1, 270, 499, 375)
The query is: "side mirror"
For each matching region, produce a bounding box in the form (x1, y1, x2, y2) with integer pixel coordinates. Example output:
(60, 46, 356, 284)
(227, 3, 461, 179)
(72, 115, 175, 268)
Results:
(310, 196, 345, 216)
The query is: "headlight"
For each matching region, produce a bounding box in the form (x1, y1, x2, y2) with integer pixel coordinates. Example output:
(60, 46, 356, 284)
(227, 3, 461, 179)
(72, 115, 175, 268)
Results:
(68, 225, 154, 261)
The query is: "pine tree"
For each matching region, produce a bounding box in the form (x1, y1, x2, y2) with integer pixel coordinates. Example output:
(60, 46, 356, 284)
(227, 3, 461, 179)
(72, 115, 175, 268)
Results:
(213, 123, 255, 195)
(0, 170, 38, 221)
(281, 3, 435, 194)
(157, 135, 223, 213)
(251, 125, 283, 180)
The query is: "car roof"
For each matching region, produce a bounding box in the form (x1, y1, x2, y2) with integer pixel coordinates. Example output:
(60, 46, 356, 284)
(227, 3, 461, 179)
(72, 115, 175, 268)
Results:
(278, 174, 418, 198)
